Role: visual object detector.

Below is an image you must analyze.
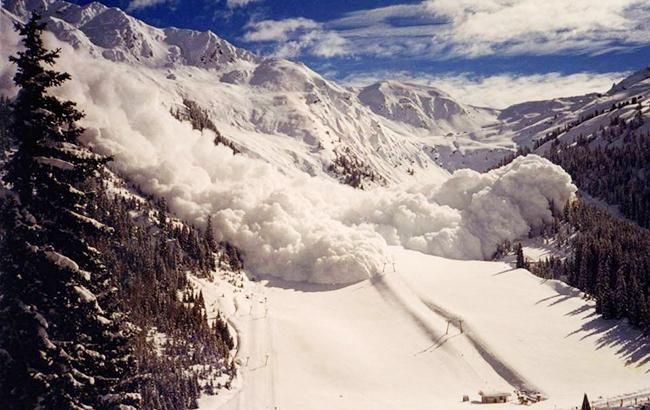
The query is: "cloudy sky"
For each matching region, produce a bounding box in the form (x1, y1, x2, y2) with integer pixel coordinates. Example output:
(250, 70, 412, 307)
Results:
(68, 0, 650, 107)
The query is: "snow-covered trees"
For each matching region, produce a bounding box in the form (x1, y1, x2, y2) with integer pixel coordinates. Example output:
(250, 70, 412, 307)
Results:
(546, 132, 650, 229)
(87, 190, 239, 410)
(171, 98, 240, 153)
(0, 16, 239, 407)
(532, 200, 650, 332)
(0, 12, 139, 409)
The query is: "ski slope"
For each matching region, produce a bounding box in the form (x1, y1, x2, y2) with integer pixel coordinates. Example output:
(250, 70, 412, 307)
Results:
(195, 247, 650, 410)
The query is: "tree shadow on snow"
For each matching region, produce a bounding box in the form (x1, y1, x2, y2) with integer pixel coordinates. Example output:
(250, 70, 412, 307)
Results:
(491, 267, 517, 276)
(564, 313, 650, 370)
(533, 280, 650, 371)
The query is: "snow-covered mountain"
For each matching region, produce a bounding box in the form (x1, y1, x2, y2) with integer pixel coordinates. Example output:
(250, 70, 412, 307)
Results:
(1, 0, 519, 185)
(4, 0, 256, 68)
(356, 80, 497, 134)
(4, 0, 650, 184)
(500, 67, 650, 151)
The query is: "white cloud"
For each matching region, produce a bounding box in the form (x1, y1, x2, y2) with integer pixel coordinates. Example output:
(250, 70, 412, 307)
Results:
(244, 18, 349, 58)
(226, 0, 263, 8)
(421, 0, 650, 58)
(127, 0, 264, 12)
(127, 0, 168, 11)
(244, 18, 319, 42)
(244, 0, 650, 59)
(341, 70, 628, 108)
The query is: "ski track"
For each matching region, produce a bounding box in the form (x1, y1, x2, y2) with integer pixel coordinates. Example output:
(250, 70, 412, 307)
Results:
(196, 249, 650, 410)
(226, 284, 275, 410)
(419, 299, 538, 394)
(368, 271, 538, 395)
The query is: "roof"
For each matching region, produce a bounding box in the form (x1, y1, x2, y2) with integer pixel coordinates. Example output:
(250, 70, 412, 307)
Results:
(479, 391, 512, 397)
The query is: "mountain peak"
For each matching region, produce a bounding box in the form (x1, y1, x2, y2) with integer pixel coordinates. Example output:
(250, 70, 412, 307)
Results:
(357, 79, 489, 133)
(5, 0, 256, 69)
(608, 66, 650, 94)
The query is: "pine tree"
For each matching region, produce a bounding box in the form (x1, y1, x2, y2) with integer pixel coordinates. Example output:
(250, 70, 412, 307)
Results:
(0, 12, 139, 409)
(205, 215, 216, 252)
(0, 96, 12, 158)
(515, 242, 526, 269)
(581, 393, 591, 410)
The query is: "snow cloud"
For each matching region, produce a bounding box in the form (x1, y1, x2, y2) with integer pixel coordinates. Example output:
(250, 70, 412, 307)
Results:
(341, 71, 627, 108)
(23, 34, 576, 285)
(0, 11, 19, 97)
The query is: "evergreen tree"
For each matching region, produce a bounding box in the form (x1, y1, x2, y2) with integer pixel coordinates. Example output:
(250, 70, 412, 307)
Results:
(0, 96, 12, 158)
(205, 215, 216, 252)
(515, 242, 526, 269)
(0, 12, 139, 409)
(581, 393, 591, 410)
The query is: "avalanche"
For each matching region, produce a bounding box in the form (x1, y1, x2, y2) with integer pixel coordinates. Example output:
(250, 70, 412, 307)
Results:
(44, 42, 575, 284)
(2, 2, 649, 409)
(0, 5, 575, 284)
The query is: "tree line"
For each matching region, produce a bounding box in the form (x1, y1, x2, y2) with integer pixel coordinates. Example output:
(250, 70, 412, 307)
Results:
(546, 130, 650, 229)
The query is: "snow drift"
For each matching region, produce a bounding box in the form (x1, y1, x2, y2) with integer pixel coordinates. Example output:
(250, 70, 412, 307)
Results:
(2, 29, 576, 285)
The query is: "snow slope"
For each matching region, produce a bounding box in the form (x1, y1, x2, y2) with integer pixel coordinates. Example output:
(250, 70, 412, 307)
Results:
(195, 247, 650, 410)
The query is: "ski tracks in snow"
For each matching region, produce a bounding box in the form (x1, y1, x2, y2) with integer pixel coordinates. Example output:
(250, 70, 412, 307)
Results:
(420, 298, 539, 394)
(369, 267, 541, 396)
(236, 282, 277, 410)
(207, 281, 277, 410)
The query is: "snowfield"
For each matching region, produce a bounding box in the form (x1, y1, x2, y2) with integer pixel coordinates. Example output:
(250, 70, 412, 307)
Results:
(195, 247, 650, 410)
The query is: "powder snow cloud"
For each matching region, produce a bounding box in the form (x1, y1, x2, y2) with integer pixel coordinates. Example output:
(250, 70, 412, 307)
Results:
(4, 31, 576, 285)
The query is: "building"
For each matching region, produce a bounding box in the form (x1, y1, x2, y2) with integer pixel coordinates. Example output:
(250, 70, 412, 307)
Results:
(479, 391, 511, 404)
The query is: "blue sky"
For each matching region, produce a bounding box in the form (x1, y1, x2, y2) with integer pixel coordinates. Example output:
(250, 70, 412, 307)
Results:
(67, 0, 650, 107)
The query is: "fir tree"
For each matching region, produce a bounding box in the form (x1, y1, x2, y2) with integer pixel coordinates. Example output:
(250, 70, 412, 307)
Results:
(0, 96, 12, 158)
(0, 12, 139, 409)
(205, 215, 216, 252)
(515, 242, 527, 269)
(581, 393, 591, 410)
